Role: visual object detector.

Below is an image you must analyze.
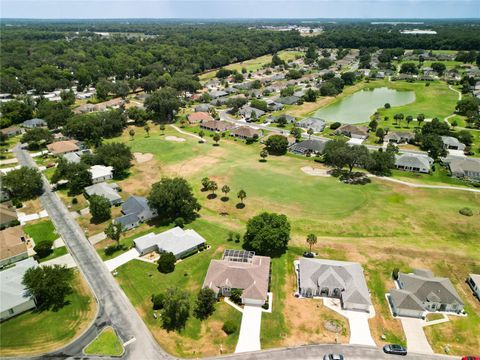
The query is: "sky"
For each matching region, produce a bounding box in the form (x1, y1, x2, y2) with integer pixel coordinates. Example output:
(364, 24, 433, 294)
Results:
(1, 0, 480, 19)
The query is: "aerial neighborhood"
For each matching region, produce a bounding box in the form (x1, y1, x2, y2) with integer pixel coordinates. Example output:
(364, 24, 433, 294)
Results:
(0, 17, 479, 360)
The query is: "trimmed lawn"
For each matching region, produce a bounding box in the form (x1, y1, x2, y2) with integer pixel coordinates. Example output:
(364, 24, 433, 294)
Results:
(84, 327, 123, 356)
(38, 246, 69, 263)
(23, 220, 58, 243)
(0, 272, 96, 357)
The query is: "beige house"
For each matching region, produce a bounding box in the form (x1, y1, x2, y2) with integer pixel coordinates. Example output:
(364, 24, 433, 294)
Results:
(0, 226, 28, 267)
(47, 140, 80, 156)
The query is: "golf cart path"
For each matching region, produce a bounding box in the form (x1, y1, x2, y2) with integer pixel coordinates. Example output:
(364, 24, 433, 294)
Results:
(371, 175, 480, 193)
(170, 124, 208, 143)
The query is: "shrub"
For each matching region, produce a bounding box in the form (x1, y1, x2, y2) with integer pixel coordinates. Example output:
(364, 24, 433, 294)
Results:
(72, 197, 78, 205)
(174, 217, 185, 228)
(222, 320, 238, 335)
(157, 252, 176, 273)
(459, 207, 474, 216)
(151, 293, 166, 310)
(392, 267, 400, 280)
(229, 288, 243, 305)
(34, 241, 53, 258)
(330, 122, 341, 130)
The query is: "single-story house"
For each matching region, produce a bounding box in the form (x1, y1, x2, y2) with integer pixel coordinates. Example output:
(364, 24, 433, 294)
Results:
(84, 182, 122, 206)
(298, 258, 372, 312)
(395, 154, 433, 173)
(194, 104, 211, 112)
(89, 165, 114, 184)
(93, 98, 125, 112)
(187, 112, 213, 124)
(0, 257, 38, 321)
(385, 131, 414, 144)
(202, 250, 271, 306)
(336, 124, 369, 140)
(441, 136, 466, 151)
(200, 120, 233, 132)
(0, 203, 18, 227)
(22, 118, 46, 128)
(443, 157, 480, 180)
(297, 117, 326, 133)
(276, 96, 300, 105)
(114, 196, 157, 231)
(0, 126, 22, 138)
(134, 227, 206, 258)
(73, 103, 96, 115)
(290, 139, 329, 155)
(47, 140, 80, 156)
(267, 114, 296, 124)
(231, 126, 262, 139)
(268, 101, 284, 112)
(209, 90, 228, 99)
(63, 152, 81, 164)
(467, 274, 480, 299)
(238, 106, 265, 121)
(0, 226, 28, 267)
(389, 269, 464, 318)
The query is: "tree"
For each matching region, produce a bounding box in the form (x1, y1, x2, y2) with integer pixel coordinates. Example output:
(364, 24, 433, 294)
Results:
(212, 133, 220, 146)
(229, 288, 243, 305)
(60, 89, 75, 105)
(194, 288, 217, 320)
(157, 252, 176, 274)
(198, 130, 205, 142)
(160, 287, 191, 331)
(145, 87, 181, 123)
(406, 115, 413, 127)
(148, 177, 201, 222)
(260, 149, 268, 162)
(422, 134, 447, 159)
(0, 100, 34, 125)
(277, 116, 287, 127)
(366, 149, 395, 176)
(250, 99, 268, 112)
(324, 140, 370, 174)
(271, 53, 284, 67)
(431, 62, 447, 76)
(306, 233, 317, 253)
(384, 103, 391, 109)
(3, 167, 43, 201)
(89, 195, 111, 224)
(237, 189, 247, 205)
(221, 184, 230, 199)
(52, 160, 92, 196)
(201, 177, 211, 191)
(105, 222, 123, 244)
(21, 128, 53, 147)
(94, 142, 133, 177)
(307, 128, 314, 139)
(129, 128, 135, 140)
(144, 124, 150, 136)
(159, 124, 166, 135)
(22, 265, 74, 310)
(207, 180, 218, 197)
(290, 127, 302, 142)
(34, 241, 53, 259)
(400, 62, 418, 74)
(456, 130, 473, 146)
(243, 212, 291, 257)
(369, 119, 378, 131)
(341, 72, 356, 85)
(303, 88, 318, 102)
(265, 135, 288, 155)
(96, 78, 114, 100)
(417, 114, 425, 126)
(375, 128, 385, 143)
(115, 80, 130, 99)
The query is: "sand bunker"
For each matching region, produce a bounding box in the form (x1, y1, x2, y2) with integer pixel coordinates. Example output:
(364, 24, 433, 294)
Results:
(301, 166, 330, 177)
(165, 135, 186, 142)
(133, 152, 153, 163)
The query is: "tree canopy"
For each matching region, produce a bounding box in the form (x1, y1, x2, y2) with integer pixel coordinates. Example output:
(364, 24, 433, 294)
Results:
(3, 166, 43, 201)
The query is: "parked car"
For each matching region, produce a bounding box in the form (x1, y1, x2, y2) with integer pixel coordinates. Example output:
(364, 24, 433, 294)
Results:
(461, 357, 480, 360)
(323, 354, 344, 360)
(303, 251, 314, 258)
(383, 344, 407, 356)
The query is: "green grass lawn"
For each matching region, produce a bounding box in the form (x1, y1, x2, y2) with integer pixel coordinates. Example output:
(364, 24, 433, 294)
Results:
(84, 327, 123, 356)
(0, 272, 96, 357)
(394, 59, 463, 71)
(24, 220, 58, 243)
(38, 246, 69, 263)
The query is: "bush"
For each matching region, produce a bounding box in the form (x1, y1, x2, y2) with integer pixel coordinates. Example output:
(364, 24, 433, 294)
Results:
(229, 288, 243, 305)
(174, 217, 185, 228)
(71, 197, 78, 205)
(34, 241, 53, 259)
(392, 267, 400, 280)
(151, 293, 165, 310)
(330, 122, 341, 130)
(459, 207, 474, 216)
(157, 252, 176, 273)
(222, 320, 238, 335)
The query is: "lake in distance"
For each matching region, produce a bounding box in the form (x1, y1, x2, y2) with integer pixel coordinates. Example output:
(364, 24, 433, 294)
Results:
(314, 87, 415, 124)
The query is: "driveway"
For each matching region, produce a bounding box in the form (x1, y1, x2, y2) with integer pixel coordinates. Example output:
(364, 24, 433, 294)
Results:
(400, 317, 434, 355)
(235, 304, 263, 353)
(104, 248, 141, 271)
(42, 253, 77, 269)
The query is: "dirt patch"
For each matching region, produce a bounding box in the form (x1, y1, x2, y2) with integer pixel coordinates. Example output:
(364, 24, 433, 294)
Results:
(165, 147, 226, 178)
(165, 135, 186, 142)
(133, 152, 153, 163)
(119, 159, 163, 196)
(301, 166, 330, 177)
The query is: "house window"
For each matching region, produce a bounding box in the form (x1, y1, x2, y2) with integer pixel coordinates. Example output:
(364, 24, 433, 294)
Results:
(8, 309, 14, 315)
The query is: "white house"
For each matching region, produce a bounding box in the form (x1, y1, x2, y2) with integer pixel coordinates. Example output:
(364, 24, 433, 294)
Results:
(89, 165, 114, 184)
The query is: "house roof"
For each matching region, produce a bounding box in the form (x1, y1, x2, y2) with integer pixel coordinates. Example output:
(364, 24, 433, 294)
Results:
(385, 131, 414, 141)
(441, 136, 464, 147)
(188, 112, 213, 123)
(390, 288, 425, 312)
(0, 203, 18, 224)
(63, 152, 81, 164)
(238, 106, 265, 118)
(121, 196, 151, 216)
(299, 258, 372, 307)
(397, 271, 464, 306)
(337, 124, 369, 137)
(297, 117, 326, 131)
(395, 154, 433, 169)
(231, 126, 261, 138)
(290, 139, 329, 153)
(277, 96, 300, 105)
(0, 126, 21, 135)
(469, 274, 480, 286)
(85, 182, 121, 203)
(22, 118, 46, 127)
(89, 165, 114, 180)
(134, 227, 206, 257)
(201, 120, 233, 132)
(47, 140, 79, 155)
(0, 226, 27, 261)
(195, 104, 211, 112)
(447, 157, 480, 174)
(202, 253, 271, 302)
(115, 213, 140, 227)
(0, 257, 38, 312)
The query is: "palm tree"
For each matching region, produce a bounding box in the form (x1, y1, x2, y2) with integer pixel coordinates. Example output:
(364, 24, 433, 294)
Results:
(260, 149, 268, 162)
(221, 184, 230, 199)
(201, 177, 210, 191)
(198, 130, 205, 143)
(307, 128, 314, 140)
(306, 233, 317, 253)
(129, 129, 135, 140)
(213, 133, 220, 146)
(144, 124, 150, 137)
(208, 180, 218, 197)
(406, 115, 413, 127)
(237, 189, 246, 204)
(160, 124, 165, 135)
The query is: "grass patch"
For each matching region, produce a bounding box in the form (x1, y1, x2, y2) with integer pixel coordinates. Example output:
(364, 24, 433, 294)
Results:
(23, 220, 58, 243)
(84, 327, 123, 356)
(38, 246, 69, 263)
(0, 272, 96, 357)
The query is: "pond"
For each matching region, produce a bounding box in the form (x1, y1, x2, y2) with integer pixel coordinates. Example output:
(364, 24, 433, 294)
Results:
(314, 87, 415, 124)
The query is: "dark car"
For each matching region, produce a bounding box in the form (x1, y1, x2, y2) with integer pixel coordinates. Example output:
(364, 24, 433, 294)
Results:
(323, 354, 344, 360)
(383, 344, 407, 356)
(303, 251, 314, 258)
(461, 357, 480, 360)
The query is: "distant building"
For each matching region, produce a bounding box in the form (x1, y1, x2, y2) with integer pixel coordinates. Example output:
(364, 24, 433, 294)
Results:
(395, 154, 433, 173)
(238, 106, 265, 121)
(22, 118, 47, 129)
(47, 140, 80, 156)
(441, 136, 466, 151)
(297, 117, 326, 133)
(0, 126, 22, 138)
(230, 126, 262, 139)
(114, 196, 157, 231)
(0, 226, 28, 267)
(84, 182, 122, 206)
(290, 139, 329, 155)
(187, 111, 213, 124)
(200, 120, 233, 132)
(443, 156, 480, 180)
(194, 104, 211, 112)
(384, 131, 414, 144)
(276, 96, 300, 105)
(336, 124, 369, 139)
(89, 165, 114, 184)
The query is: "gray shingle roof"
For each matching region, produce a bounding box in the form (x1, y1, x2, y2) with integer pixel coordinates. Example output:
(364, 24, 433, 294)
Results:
(395, 154, 433, 170)
(85, 183, 122, 204)
(122, 196, 149, 216)
(290, 139, 329, 154)
(0, 257, 38, 312)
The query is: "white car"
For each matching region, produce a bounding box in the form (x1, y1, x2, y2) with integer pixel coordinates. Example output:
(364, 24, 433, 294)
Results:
(323, 354, 344, 360)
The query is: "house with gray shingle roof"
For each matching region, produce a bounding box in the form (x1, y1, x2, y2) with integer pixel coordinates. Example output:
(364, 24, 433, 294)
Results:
(133, 227, 206, 259)
(290, 139, 329, 155)
(389, 269, 464, 318)
(0, 257, 38, 321)
(395, 154, 433, 173)
(22, 118, 46, 128)
(297, 117, 326, 133)
(297, 258, 372, 312)
(443, 156, 480, 180)
(84, 182, 122, 206)
(114, 196, 157, 230)
(238, 106, 265, 121)
(441, 136, 466, 151)
(385, 131, 414, 144)
(276, 96, 300, 105)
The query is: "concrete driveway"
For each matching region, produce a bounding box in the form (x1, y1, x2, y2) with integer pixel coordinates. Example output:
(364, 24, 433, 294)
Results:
(42, 253, 77, 269)
(104, 248, 140, 271)
(400, 317, 434, 354)
(235, 304, 263, 353)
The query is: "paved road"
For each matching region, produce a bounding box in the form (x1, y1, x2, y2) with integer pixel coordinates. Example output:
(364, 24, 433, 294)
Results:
(14, 145, 167, 360)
